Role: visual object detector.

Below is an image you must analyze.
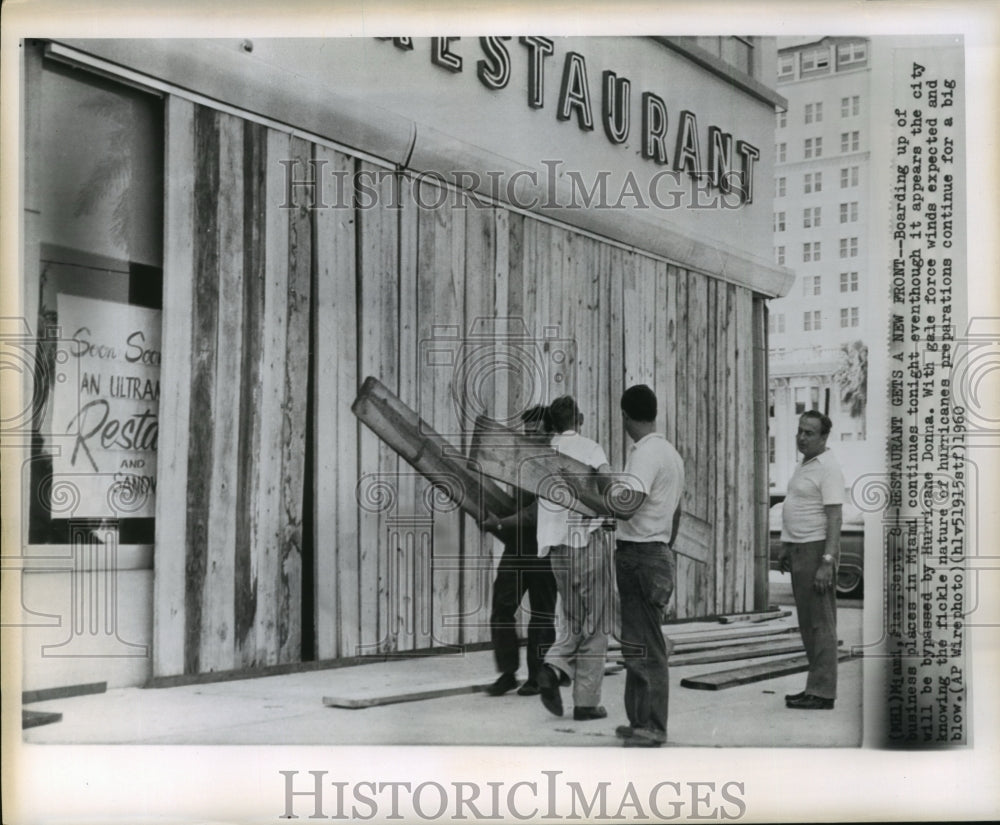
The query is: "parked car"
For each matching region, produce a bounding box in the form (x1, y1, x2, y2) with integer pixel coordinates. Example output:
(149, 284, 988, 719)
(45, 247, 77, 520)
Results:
(768, 495, 864, 598)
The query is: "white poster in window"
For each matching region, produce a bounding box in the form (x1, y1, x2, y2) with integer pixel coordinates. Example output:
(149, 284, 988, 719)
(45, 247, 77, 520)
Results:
(51, 294, 161, 519)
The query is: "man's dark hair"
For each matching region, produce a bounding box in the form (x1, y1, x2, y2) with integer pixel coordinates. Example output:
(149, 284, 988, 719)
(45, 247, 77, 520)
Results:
(621, 384, 657, 423)
(521, 404, 551, 431)
(801, 409, 832, 435)
(548, 396, 581, 433)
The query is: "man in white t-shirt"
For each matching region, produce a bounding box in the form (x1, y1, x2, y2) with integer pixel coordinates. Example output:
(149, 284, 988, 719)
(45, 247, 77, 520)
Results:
(592, 384, 684, 748)
(532, 395, 614, 721)
(779, 410, 844, 710)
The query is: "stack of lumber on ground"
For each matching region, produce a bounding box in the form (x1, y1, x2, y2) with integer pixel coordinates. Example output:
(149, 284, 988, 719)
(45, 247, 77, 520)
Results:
(679, 648, 854, 691)
(609, 610, 807, 670)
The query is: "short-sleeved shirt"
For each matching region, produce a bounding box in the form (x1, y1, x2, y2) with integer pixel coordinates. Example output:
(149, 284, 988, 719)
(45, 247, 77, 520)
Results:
(780, 449, 845, 543)
(536, 431, 608, 555)
(615, 433, 685, 545)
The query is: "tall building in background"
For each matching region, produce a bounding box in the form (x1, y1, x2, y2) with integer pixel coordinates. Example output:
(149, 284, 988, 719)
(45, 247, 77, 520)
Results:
(769, 36, 875, 495)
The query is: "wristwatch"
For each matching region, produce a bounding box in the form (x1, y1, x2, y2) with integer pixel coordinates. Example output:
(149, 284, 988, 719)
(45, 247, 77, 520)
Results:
(821, 553, 834, 563)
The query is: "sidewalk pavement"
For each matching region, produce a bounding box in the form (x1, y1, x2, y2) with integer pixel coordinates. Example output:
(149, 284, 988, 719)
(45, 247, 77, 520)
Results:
(22, 588, 863, 748)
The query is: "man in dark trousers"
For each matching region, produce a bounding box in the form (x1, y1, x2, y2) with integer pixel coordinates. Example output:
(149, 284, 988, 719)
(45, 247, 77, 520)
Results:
(778, 410, 844, 710)
(483, 405, 558, 697)
(592, 384, 684, 748)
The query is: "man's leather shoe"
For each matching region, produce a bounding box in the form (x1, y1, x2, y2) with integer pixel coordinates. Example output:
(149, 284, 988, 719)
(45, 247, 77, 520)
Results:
(615, 725, 634, 739)
(784, 691, 806, 702)
(486, 673, 519, 696)
(786, 693, 834, 710)
(622, 728, 664, 748)
(573, 705, 607, 721)
(517, 680, 539, 696)
(537, 664, 564, 717)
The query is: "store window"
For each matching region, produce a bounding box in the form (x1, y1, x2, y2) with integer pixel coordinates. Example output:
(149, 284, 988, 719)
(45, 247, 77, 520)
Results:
(27, 56, 164, 543)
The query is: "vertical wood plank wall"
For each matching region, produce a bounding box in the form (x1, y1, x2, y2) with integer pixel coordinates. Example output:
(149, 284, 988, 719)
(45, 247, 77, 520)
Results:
(156, 99, 765, 675)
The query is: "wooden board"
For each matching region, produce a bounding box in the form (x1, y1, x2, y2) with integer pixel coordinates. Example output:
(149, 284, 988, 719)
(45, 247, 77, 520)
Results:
(23, 709, 63, 729)
(469, 414, 708, 563)
(671, 631, 799, 655)
(718, 609, 792, 625)
(670, 639, 807, 667)
(609, 624, 798, 653)
(467, 414, 607, 517)
(680, 649, 855, 691)
(352, 376, 517, 523)
(22, 682, 106, 704)
(323, 681, 493, 710)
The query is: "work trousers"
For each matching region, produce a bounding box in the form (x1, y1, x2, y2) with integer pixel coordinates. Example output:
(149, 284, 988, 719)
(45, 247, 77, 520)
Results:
(544, 532, 613, 707)
(615, 541, 675, 742)
(788, 539, 839, 699)
(490, 541, 558, 682)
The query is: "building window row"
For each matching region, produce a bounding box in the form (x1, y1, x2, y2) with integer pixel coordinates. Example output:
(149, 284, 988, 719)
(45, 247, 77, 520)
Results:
(803, 206, 821, 228)
(802, 274, 822, 296)
(774, 211, 786, 232)
(794, 385, 823, 414)
(839, 237, 859, 258)
(840, 201, 859, 223)
(840, 130, 861, 153)
(778, 40, 869, 82)
(840, 307, 860, 328)
(841, 94, 860, 117)
(840, 271, 859, 292)
(804, 172, 822, 193)
(804, 102, 823, 124)
(803, 310, 822, 331)
(804, 136, 823, 158)
(803, 241, 821, 262)
(775, 169, 859, 199)
(775, 245, 785, 265)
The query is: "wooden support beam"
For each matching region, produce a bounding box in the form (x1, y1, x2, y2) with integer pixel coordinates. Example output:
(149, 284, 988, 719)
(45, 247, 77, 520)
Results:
(609, 624, 799, 653)
(718, 609, 791, 625)
(323, 682, 492, 709)
(22, 682, 107, 705)
(680, 649, 854, 691)
(469, 414, 710, 563)
(23, 709, 63, 729)
(669, 638, 806, 667)
(351, 376, 517, 522)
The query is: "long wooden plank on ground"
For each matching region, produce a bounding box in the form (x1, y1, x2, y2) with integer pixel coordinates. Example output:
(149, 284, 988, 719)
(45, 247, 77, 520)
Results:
(670, 638, 807, 667)
(680, 649, 855, 691)
(23, 709, 63, 729)
(608, 624, 798, 653)
(671, 631, 799, 655)
(609, 634, 801, 662)
(352, 376, 517, 522)
(469, 414, 708, 563)
(718, 609, 791, 624)
(22, 682, 106, 704)
(323, 681, 494, 709)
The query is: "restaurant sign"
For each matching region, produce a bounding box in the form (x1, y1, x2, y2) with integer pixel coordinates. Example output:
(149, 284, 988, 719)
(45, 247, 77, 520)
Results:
(52, 294, 161, 519)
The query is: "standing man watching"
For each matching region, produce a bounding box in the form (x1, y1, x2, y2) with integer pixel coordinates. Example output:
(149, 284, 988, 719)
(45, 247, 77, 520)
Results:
(779, 410, 844, 710)
(594, 384, 684, 749)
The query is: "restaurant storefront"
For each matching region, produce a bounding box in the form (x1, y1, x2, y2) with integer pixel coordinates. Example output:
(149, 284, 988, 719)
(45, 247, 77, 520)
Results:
(14, 36, 791, 689)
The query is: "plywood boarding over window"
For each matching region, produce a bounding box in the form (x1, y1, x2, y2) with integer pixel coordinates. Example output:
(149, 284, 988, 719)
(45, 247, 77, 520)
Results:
(156, 97, 763, 676)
